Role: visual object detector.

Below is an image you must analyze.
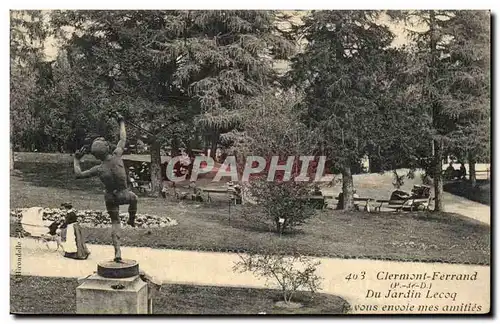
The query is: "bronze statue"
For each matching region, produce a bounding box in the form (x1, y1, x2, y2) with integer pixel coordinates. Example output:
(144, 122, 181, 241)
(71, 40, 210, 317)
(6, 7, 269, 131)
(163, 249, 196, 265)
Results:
(74, 113, 138, 262)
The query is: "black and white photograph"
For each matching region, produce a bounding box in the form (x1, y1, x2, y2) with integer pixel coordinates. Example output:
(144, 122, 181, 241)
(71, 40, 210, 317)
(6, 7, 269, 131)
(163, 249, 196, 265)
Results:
(8, 6, 491, 315)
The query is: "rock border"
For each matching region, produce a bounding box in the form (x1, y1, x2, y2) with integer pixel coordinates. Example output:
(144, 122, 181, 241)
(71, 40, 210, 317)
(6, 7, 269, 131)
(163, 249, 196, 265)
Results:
(11, 208, 178, 229)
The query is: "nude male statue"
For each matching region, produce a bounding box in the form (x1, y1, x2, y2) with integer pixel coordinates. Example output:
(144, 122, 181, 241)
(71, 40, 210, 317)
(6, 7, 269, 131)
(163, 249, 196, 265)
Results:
(74, 113, 138, 262)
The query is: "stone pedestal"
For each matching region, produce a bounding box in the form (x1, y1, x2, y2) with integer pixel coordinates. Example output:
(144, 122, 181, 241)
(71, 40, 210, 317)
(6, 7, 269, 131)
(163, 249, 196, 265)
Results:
(76, 259, 148, 314)
(97, 259, 139, 278)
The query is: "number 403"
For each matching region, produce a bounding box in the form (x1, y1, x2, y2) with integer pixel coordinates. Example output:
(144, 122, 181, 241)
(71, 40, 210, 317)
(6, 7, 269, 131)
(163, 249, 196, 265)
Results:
(345, 271, 366, 281)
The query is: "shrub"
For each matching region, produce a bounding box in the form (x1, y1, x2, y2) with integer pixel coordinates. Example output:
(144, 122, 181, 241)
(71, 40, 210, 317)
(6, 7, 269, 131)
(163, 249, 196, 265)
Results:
(233, 251, 322, 304)
(392, 170, 405, 189)
(244, 179, 315, 234)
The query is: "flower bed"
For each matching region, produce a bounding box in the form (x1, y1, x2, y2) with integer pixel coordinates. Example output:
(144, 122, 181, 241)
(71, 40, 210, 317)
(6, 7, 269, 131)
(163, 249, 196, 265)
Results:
(11, 208, 178, 229)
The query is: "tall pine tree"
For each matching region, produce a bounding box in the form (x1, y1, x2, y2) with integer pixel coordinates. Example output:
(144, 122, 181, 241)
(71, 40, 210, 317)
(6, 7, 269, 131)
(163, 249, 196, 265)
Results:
(442, 10, 490, 187)
(50, 10, 294, 195)
(10, 10, 49, 154)
(288, 10, 395, 210)
(391, 10, 490, 210)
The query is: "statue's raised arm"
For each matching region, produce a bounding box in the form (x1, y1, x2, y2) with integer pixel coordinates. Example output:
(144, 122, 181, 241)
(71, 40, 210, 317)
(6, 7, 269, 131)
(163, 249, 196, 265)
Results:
(74, 147, 100, 179)
(114, 112, 126, 156)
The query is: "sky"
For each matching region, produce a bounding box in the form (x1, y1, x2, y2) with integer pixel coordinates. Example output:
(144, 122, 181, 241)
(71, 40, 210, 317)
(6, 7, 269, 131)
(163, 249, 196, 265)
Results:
(40, 10, 419, 62)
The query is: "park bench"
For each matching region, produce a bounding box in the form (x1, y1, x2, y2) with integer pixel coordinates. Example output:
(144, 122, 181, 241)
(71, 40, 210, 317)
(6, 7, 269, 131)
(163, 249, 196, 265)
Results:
(199, 185, 242, 205)
(442, 167, 491, 181)
(334, 196, 376, 211)
(442, 169, 464, 181)
(299, 195, 327, 209)
(475, 169, 491, 180)
(201, 187, 227, 202)
(130, 179, 151, 194)
(374, 197, 432, 212)
(126, 145, 137, 154)
(353, 197, 376, 212)
(375, 185, 432, 212)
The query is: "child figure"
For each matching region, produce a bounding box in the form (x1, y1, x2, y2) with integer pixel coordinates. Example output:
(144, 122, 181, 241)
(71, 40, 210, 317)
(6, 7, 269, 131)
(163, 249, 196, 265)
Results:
(73, 113, 137, 262)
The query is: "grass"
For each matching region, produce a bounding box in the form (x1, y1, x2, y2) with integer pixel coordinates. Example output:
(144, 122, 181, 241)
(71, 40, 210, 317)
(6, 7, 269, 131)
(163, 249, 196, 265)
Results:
(10, 154, 490, 265)
(444, 180, 491, 206)
(10, 276, 349, 314)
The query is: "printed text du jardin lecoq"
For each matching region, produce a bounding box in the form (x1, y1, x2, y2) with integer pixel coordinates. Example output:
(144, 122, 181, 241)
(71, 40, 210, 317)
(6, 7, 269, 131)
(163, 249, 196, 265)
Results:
(344, 270, 483, 313)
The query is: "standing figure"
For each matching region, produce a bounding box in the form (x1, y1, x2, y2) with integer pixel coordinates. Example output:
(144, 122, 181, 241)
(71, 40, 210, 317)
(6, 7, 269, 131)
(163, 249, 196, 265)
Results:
(73, 113, 137, 262)
(459, 162, 467, 180)
(445, 162, 455, 180)
(59, 209, 91, 260)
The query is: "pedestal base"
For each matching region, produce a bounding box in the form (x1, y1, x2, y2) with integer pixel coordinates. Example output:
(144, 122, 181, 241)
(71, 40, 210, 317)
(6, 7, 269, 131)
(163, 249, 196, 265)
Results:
(97, 259, 139, 278)
(76, 273, 148, 314)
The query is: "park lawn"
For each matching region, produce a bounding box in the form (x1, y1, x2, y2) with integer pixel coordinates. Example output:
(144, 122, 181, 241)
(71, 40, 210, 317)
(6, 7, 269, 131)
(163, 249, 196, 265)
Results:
(10, 158, 490, 265)
(10, 276, 349, 314)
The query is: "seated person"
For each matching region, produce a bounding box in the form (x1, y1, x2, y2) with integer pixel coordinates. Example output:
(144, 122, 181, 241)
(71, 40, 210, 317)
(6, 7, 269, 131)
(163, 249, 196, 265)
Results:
(410, 185, 431, 199)
(228, 181, 242, 204)
(446, 163, 463, 180)
(44, 203, 75, 251)
(233, 184, 242, 204)
(59, 212, 90, 260)
(445, 162, 455, 179)
(128, 167, 139, 188)
(46, 215, 65, 251)
(453, 170, 462, 180)
(336, 191, 343, 210)
(390, 189, 411, 201)
(161, 182, 169, 198)
(48, 215, 65, 236)
(190, 182, 203, 202)
(352, 189, 362, 210)
(312, 185, 322, 196)
(459, 163, 467, 180)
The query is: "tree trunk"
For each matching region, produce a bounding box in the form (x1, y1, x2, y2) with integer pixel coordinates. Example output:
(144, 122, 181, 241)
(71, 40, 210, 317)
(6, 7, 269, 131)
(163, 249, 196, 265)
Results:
(171, 136, 180, 156)
(150, 139, 162, 197)
(468, 153, 477, 187)
(210, 129, 219, 159)
(429, 12, 444, 212)
(369, 155, 382, 173)
(186, 143, 193, 158)
(433, 139, 444, 212)
(342, 166, 354, 210)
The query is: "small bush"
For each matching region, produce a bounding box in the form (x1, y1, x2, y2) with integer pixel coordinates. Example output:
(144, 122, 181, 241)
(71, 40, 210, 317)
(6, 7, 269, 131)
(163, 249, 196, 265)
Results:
(244, 180, 315, 234)
(234, 251, 322, 304)
(392, 170, 405, 189)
